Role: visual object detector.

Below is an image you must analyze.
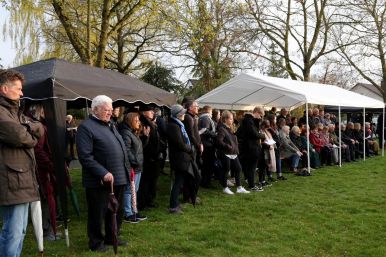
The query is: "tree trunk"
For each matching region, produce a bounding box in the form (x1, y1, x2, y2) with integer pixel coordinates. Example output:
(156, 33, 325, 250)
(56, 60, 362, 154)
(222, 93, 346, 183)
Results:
(96, 0, 111, 68)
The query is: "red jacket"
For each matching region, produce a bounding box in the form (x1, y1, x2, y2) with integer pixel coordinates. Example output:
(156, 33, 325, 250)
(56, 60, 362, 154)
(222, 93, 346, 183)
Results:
(309, 131, 324, 153)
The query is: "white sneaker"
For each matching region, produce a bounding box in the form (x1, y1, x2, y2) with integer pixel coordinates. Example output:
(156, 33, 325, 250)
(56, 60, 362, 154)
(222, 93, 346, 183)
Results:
(223, 187, 234, 195)
(236, 186, 250, 194)
(226, 179, 234, 187)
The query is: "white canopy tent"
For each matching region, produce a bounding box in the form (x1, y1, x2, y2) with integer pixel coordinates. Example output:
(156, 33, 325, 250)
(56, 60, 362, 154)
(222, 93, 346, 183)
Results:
(197, 72, 385, 172)
(197, 72, 384, 110)
(196, 73, 306, 110)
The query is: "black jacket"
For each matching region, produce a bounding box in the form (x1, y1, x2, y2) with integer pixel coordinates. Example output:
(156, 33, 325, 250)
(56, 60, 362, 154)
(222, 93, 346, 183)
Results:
(166, 117, 194, 172)
(198, 113, 216, 148)
(140, 115, 160, 161)
(183, 112, 202, 150)
(216, 122, 239, 155)
(76, 115, 129, 188)
(236, 113, 265, 159)
(119, 123, 148, 173)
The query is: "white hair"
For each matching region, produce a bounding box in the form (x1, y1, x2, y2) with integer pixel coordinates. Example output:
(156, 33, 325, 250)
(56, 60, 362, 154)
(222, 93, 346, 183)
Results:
(291, 125, 300, 133)
(91, 95, 112, 110)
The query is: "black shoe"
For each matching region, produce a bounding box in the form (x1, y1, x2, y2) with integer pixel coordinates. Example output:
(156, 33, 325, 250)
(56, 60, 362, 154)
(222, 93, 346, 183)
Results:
(135, 213, 147, 221)
(123, 215, 140, 224)
(91, 244, 109, 252)
(249, 185, 264, 192)
(261, 181, 272, 187)
(268, 177, 277, 183)
(105, 240, 128, 246)
(277, 176, 287, 180)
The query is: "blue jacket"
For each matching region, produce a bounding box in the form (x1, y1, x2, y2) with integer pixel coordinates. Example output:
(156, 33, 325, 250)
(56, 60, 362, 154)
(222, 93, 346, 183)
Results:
(76, 115, 129, 188)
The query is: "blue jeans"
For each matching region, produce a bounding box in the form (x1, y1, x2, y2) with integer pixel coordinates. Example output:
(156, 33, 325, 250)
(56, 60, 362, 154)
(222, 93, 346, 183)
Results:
(0, 203, 29, 257)
(123, 172, 141, 217)
(290, 154, 300, 168)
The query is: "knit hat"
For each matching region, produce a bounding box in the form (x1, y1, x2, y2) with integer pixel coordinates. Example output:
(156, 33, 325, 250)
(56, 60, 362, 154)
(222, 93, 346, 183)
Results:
(171, 104, 186, 117)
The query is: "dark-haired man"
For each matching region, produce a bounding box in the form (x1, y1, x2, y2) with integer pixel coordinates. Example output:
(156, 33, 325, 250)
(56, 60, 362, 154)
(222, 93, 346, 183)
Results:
(0, 69, 43, 257)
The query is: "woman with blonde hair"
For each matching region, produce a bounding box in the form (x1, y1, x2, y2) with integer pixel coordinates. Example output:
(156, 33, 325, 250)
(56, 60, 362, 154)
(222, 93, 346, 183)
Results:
(216, 110, 249, 195)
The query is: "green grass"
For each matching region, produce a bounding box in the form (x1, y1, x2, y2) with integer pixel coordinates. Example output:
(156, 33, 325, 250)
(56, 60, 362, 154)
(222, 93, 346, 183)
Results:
(19, 156, 386, 256)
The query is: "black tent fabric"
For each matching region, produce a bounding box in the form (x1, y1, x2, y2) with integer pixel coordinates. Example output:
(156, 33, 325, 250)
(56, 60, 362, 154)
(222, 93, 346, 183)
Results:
(13, 58, 177, 246)
(14, 58, 176, 107)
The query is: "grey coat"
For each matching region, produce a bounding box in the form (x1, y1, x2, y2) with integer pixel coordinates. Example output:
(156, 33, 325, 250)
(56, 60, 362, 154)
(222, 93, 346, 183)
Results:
(279, 132, 300, 159)
(119, 123, 148, 173)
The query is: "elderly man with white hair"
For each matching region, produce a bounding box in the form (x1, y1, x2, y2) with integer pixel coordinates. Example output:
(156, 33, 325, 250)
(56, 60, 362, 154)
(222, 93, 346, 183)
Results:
(76, 95, 130, 252)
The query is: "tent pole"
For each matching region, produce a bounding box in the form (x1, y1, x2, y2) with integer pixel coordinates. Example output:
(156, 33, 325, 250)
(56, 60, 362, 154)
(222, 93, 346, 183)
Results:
(306, 103, 310, 174)
(363, 108, 366, 161)
(383, 106, 385, 157)
(338, 106, 342, 167)
(85, 99, 89, 116)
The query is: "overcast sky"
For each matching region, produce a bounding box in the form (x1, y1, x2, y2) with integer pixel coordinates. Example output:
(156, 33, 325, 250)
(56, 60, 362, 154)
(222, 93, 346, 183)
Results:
(0, 7, 17, 68)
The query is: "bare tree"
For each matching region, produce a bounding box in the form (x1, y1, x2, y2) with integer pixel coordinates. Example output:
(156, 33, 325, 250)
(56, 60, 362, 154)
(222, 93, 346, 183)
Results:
(4, 0, 167, 74)
(242, 0, 342, 81)
(161, 0, 245, 94)
(333, 0, 386, 101)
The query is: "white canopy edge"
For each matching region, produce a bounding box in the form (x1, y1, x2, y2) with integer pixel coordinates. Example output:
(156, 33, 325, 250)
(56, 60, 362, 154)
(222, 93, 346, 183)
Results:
(197, 73, 307, 110)
(197, 72, 384, 110)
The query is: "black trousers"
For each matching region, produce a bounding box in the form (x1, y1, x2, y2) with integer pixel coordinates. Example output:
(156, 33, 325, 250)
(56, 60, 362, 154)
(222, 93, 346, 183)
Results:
(170, 170, 186, 208)
(320, 146, 332, 165)
(200, 146, 216, 187)
(138, 160, 160, 209)
(241, 157, 258, 188)
(85, 185, 125, 251)
(218, 154, 241, 188)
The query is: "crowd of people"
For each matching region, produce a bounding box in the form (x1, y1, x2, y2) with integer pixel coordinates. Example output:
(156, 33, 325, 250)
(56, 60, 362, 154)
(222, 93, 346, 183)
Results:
(1, 68, 385, 256)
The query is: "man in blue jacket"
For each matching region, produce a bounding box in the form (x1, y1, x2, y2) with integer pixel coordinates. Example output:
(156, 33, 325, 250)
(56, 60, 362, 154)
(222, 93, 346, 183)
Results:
(76, 95, 129, 252)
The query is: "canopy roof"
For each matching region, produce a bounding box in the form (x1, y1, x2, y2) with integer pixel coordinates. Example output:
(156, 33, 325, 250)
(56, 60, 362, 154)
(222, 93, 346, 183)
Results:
(14, 58, 176, 107)
(197, 72, 384, 110)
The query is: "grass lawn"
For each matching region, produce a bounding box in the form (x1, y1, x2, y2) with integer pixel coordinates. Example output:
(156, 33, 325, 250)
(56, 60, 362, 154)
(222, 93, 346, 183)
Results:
(18, 156, 386, 257)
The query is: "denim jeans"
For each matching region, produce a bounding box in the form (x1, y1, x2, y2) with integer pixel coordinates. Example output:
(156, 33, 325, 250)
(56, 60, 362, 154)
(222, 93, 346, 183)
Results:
(0, 203, 29, 257)
(123, 172, 141, 217)
(290, 154, 300, 168)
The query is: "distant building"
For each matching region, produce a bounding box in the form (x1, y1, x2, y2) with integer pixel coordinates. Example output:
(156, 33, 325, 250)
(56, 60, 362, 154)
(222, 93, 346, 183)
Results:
(186, 79, 200, 89)
(350, 82, 383, 102)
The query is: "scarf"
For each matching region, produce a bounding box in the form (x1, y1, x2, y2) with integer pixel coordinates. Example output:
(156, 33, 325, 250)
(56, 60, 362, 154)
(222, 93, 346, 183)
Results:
(171, 117, 190, 145)
(199, 113, 216, 132)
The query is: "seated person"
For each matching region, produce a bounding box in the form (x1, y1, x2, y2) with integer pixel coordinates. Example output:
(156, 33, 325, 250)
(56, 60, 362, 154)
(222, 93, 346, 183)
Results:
(341, 124, 357, 161)
(309, 123, 332, 166)
(328, 123, 351, 162)
(353, 123, 371, 157)
(290, 125, 319, 169)
(365, 122, 379, 155)
(320, 125, 339, 165)
(345, 122, 362, 159)
(278, 125, 302, 173)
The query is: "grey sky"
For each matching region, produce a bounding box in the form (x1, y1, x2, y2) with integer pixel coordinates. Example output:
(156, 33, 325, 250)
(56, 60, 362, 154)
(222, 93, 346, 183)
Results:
(0, 7, 16, 68)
